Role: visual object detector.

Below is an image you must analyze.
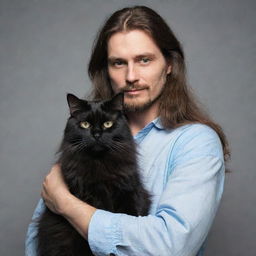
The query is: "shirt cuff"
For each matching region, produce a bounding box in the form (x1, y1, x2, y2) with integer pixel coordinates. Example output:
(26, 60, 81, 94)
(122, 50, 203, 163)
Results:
(88, 209, 123, 256)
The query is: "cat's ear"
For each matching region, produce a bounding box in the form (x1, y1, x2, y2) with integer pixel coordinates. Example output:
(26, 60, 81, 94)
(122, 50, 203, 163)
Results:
(67, 93, 87, 116)
(108, 93, 124, 111)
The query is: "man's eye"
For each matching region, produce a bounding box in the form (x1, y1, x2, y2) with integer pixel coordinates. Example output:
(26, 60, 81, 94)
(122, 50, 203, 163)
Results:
(112, 60, 124, 67)
(140, 57, 150, 64)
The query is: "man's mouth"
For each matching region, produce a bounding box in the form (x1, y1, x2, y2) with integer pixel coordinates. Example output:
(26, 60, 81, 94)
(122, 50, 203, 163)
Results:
(123, 87, 148, 95)
(124, 89, 145, 95)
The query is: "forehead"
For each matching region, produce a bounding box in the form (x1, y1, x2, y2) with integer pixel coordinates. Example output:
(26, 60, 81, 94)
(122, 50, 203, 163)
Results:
(107, 29, 162, 58)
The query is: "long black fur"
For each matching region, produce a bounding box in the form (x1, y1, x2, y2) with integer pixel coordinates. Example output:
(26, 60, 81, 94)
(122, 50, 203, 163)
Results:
(37, 93, 151, 256)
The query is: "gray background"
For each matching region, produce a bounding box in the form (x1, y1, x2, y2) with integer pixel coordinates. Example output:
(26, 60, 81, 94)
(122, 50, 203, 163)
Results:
(0, 0, 255, 255)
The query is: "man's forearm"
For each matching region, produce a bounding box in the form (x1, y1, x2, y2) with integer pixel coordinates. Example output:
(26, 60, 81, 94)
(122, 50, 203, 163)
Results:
(61, 193, 97, 240)
(41, 164, 97, 240)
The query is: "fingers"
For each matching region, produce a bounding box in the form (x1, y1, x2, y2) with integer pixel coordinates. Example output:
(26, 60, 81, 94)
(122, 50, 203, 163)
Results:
(41, 171, 51, 205)
(41, 182, 47, 199)
(41, 181, 48, 204)
(48, 164, 65, 182)
(51, 163, 61, 173)
(40, 164, 68, 215)
(41, 181, 56, 213)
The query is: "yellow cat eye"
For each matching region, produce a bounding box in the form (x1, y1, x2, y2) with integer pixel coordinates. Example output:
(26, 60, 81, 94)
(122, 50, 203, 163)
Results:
(80, 121, 91, 129)
(103, 121, 113, 129)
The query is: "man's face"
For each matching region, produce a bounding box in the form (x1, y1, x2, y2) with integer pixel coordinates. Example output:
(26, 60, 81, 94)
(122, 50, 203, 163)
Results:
(107, 29, 171, 112)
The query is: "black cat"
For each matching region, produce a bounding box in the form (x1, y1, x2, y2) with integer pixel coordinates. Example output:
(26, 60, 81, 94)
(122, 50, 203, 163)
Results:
(37, 93, 151, 256)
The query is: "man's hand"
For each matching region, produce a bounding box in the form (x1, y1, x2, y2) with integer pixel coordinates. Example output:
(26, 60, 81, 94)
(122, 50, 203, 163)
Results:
(41, 164, 97, 240)
(41, 164, 70, 215)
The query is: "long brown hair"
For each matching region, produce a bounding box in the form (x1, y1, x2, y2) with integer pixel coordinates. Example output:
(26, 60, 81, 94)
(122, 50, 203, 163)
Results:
(88, 6, 230, 162)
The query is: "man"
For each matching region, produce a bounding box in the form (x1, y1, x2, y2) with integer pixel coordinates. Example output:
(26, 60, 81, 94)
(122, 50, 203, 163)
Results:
(26, 6, 229, 256)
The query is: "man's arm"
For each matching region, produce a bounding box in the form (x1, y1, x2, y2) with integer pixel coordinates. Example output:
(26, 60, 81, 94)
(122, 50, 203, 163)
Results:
(25, 199, 45, 256)
(87, 155, 224, 256)
(61, 194, 96, 240)
(25, 166, 96, 256)
(40, 164, 96, 240)
(87, 124, 225, 255)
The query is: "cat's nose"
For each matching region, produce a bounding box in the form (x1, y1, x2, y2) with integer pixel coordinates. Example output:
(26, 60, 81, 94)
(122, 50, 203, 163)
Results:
(93, 132, 101, 139)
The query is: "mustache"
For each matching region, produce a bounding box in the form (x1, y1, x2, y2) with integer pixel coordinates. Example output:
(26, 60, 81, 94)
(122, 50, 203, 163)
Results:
(120, 84, 149, 92)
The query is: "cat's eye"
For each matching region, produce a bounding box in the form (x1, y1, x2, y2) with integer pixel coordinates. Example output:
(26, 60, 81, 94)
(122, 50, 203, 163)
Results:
(80, 121, 91, 129)
(103, 121, 113, 129)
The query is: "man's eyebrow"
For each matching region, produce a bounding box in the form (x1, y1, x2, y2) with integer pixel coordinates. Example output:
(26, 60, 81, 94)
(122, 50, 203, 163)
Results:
(108, 53, 156, 61)
(108, 56, 124, 61)
(134, 53, 156, 60)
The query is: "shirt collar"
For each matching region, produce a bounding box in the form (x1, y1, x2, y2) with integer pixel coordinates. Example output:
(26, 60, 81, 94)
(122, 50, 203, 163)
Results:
(133, 117, 164, 143)
(152, 117, 164, 130)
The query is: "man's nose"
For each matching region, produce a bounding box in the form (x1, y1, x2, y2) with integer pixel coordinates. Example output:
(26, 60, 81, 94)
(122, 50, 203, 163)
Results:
(126, 64, 138, 84)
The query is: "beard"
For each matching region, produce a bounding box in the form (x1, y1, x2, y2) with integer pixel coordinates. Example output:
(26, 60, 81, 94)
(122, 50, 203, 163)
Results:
(122, 85, 164, 113)
(123, 93, 161, 112)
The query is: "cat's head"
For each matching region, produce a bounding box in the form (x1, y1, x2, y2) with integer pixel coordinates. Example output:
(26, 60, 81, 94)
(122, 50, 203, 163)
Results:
(63, 93, 132, 156)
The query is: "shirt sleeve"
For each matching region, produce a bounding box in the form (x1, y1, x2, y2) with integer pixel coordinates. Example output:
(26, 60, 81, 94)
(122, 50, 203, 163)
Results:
(88, 125, 225, 256)
(25, 198, 45, 256)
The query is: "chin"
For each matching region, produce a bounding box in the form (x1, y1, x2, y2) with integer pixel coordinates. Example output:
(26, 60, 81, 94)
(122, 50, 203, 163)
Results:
(124, 98, 157, 112)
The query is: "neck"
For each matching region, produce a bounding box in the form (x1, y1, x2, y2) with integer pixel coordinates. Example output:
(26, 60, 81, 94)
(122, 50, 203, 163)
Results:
(126, 102, 159, 136)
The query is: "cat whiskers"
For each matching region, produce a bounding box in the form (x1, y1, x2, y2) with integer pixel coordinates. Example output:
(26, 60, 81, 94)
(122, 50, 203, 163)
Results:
(76, 143, 87, 153)
(109, 141, 130, 153)
(70, 138, 87, 153)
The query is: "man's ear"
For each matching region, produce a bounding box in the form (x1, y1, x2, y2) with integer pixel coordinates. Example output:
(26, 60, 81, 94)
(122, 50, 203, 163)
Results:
(107, 93, 124, 111)
(67, 93, 87, 116)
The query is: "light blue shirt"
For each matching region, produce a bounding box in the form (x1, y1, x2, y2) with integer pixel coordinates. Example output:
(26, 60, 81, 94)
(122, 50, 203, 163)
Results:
(26, 119, 225, 256)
